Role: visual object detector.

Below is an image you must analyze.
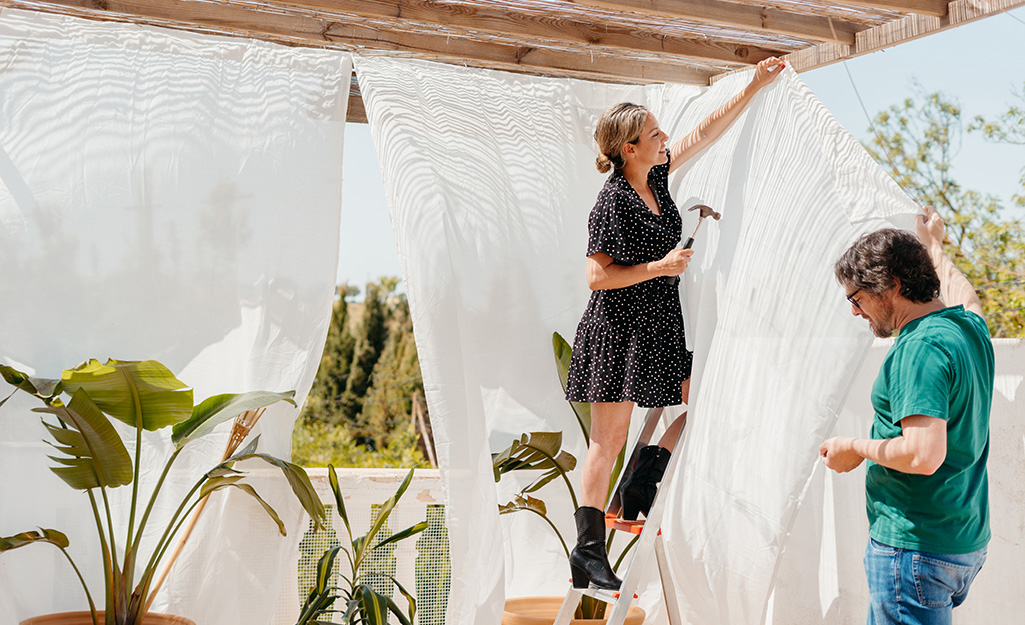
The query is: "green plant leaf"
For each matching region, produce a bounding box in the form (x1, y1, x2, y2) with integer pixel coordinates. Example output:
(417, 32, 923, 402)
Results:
(361, 469, 414, 560)
(491, 432, 576, 487)
(390, 576, 417, 625)
(0, 364, 62, 401)
(553, 332, 592, 443)
(171, 390, 296, 447)
(315, 546, 341, 595)
(358, 585, 392, 625)
(498, 493, 546, 516)
(227, 452, 326, 529)
(0, 528, 69, 551)
(37, 390, 133, 490)
(329, 465, 353, 541)
(200, 475, 245, 497)
(202, 480, 286, 536)
(367, 520, 427, 553)
(60, 359, 193, 431)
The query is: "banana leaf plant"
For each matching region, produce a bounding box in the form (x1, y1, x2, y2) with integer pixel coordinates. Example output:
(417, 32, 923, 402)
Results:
(295, 465, 427, 625)
(0, 359, 326, 625)
(490, 333, 635, 619)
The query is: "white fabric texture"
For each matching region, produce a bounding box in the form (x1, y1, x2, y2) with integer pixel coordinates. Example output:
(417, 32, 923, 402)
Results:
(356, 54, 918, 625)
(0, 9, 348, 625)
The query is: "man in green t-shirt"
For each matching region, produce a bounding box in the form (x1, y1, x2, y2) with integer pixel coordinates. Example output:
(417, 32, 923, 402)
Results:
(820, 206, 994, 625)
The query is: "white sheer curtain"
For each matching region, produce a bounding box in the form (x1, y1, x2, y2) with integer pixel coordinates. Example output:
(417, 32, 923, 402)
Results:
(0, 9, 349, 625)
(658, 70, 915, 625)
(356, 54, 918, 625)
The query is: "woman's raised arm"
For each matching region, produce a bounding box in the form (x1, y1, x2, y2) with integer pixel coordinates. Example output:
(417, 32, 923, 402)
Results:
(667, 57, 785, 175)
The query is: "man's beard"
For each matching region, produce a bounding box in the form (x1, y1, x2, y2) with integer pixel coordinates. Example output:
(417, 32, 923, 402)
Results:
(868, 297, 896, 338)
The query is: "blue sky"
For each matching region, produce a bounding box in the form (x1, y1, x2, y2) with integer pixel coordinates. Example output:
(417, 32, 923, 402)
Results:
(338, 8, 1025, 288)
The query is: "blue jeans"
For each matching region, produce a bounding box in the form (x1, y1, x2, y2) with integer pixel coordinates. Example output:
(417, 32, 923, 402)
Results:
(864, 538, 987, 625)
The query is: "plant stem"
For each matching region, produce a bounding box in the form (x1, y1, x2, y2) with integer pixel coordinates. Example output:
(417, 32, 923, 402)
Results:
(612, 534, 639, 571)
(126, 374, 144, 552)
(99, 488, 118, 572)
(130, 447, 184, 559)
(523, 443, 579, 510)
(86, 490, 113, 619)
(137, 472, 207, 607)
(58, 546, 99, 625)
(520, 508, 570, 560)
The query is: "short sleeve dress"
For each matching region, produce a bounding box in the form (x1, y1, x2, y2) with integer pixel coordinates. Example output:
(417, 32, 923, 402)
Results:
(565, 157, 693, 408)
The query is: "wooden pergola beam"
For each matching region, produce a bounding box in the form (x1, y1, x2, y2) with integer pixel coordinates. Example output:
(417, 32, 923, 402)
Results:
(276, 0, 785, 65)
(569, 0, 862, 44)
(815, 0, 949, 17)
(12, 0, 721, 90)
(740, 0, 1025, 76)
(14, 0, 720, 85)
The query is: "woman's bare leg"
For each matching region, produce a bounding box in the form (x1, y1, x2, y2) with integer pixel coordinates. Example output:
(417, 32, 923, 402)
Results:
(580, 400, 633, 510)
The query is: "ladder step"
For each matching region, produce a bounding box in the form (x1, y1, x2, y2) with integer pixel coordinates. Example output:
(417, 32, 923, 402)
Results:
(578, 587, 639, 603)
(604, 515, 645, 535)
(604, 514, 663, 536)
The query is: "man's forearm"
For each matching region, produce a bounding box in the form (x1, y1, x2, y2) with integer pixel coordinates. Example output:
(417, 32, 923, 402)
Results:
(924, 241, 984, 317)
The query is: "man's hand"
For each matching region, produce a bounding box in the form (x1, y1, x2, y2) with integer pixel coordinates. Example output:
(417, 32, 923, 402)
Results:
(916, 205, 945, 252)
(819, 436, 865, 473)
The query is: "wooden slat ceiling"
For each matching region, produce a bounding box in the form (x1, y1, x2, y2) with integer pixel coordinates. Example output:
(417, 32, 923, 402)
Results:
(6, 0, 1025, 122)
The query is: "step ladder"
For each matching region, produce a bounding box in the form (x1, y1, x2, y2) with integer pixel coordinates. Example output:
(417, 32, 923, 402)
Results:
(553, 406, 688, 625)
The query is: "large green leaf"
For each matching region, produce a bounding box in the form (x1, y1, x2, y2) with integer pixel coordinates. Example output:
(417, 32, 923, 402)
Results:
(329, 465, 352, 541)
(492, 432, 576, 491)
(552, 332, 592, 444)
(314, 546, 341, 595)
(367, 520, 427, 553)
(36, 390, 133, 490)
(498, 493, 547, 517)
(202, 479, 286, 536)
(359, 586, 388, 625)
(171, 390, 296, 447)
(0, 364, 62, 401)
(0, 528, 69, 551)
(61, 359, 192, 431)
(360, 469, 414, 562)
(227, 452, 326, 529)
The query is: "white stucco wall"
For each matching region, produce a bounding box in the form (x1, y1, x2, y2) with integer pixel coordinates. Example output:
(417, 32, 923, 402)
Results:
(769, 338, 1024, 624)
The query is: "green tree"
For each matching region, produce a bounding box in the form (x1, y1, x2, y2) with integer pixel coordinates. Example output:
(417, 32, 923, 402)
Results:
(292, 277, 430, 468)
(341, 281, 391, 434)
(360, 298, 427, 451)
(865, 87, 1025, 337)
(301, 284, 357, 425)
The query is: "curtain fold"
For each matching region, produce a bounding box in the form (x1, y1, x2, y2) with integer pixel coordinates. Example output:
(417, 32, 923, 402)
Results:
(0, 9, 349, 625)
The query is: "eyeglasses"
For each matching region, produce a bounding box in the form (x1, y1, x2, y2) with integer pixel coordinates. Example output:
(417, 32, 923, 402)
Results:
(846, 288, 863, 310)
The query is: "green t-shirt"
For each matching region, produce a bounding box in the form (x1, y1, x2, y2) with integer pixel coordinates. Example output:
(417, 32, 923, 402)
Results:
(866, 305, 993, 554)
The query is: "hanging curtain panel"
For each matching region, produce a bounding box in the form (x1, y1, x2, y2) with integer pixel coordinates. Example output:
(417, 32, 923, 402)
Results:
(657, 70, 915, 625)
(0, 9, 349, 625)
(356, 54, 918, 625)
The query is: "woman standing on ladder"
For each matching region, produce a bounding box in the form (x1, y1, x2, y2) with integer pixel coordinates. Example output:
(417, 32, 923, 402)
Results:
(565, 57, 785, 591)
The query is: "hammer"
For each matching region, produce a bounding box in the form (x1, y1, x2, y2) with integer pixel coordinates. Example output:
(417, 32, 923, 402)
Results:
(682, 204, 721, 249)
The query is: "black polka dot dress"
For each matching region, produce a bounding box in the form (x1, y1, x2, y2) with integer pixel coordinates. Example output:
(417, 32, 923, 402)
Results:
(565, 157, 693, 408)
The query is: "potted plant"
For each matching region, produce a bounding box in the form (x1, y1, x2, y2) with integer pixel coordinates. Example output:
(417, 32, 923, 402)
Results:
(492, 334, 644, 625)
(0, 358, 326, 625)
(294, 465, 427, 625)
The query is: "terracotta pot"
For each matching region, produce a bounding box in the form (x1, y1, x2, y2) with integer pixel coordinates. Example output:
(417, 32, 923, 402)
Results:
(21, 613, 195, 625)
(503, 596, 645, 625)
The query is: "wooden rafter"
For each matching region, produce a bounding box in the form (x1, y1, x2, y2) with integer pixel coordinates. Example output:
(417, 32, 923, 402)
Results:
(771, 0, 1025, 76)
(4, 0, 1025, 123)
(571, 0, 862, 44)
(277, 0, 788, 65)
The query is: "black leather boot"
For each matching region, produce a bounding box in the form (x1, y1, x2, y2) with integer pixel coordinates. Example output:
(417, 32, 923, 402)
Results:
(620, 445, 671, 521)
(569, 506, 621, 590)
